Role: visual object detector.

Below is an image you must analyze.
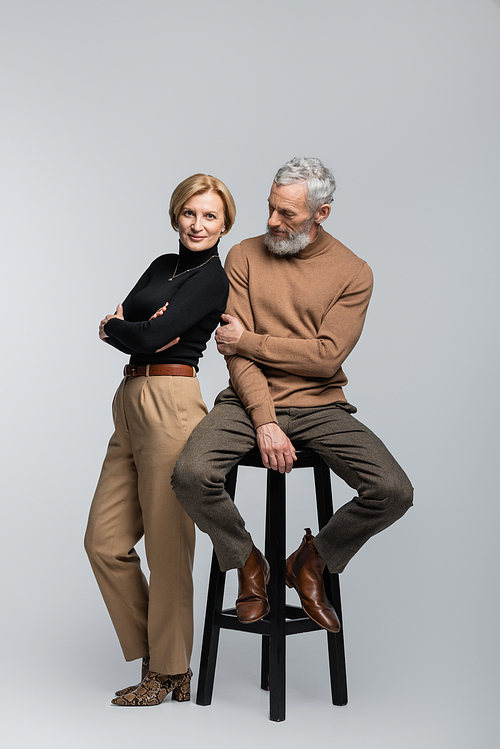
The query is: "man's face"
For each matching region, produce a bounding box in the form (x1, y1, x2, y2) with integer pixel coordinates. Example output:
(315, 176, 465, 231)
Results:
(267, 182, 313, 240)
(264, 182, 319, 256)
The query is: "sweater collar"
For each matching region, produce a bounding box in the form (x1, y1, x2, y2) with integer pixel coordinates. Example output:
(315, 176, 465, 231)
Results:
(177, 239, 220, 269)
(293, 226, 332, 259)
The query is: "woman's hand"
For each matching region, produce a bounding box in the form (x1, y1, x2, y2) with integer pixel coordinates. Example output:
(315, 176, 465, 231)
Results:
(99, 303, 125, 340)
(149, 303, 168, 320)
(155, 338, 180, 353)
(149, 302, 181, 354)
(148, 302, 181, 352)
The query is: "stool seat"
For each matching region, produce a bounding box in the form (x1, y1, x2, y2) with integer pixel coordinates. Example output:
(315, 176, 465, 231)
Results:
(196, 446, 348, 721)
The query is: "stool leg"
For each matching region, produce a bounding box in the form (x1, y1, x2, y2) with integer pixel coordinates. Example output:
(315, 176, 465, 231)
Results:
(325, 575, 348, 705)
(266, 469, 287, 722)
(260, 637, 270, 691)
(260, 469, 273, 692)
(314, 461, 349, 706)
(196, 553, 226, 706)
(196, 465, 238, 706)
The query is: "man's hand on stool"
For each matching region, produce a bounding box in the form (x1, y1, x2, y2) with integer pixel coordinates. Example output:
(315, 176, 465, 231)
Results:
(256, 423, 297, 474)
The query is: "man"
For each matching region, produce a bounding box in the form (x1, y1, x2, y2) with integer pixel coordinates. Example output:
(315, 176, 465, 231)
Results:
(172, 157, 413, 632)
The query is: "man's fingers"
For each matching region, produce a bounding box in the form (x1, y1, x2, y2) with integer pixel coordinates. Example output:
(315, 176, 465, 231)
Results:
(268, 453, 279, 472)
(260, 449, 271, 469)
(260, 448, 288, 473)
(284, 452, 294, 474)
(277, 453, 287, 474)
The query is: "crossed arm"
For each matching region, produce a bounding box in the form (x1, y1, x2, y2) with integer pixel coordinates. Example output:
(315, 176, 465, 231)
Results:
(99, 303, 179, 352)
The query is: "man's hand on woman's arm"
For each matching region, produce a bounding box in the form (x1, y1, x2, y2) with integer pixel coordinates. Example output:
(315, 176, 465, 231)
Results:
(215, 313, 244, 355)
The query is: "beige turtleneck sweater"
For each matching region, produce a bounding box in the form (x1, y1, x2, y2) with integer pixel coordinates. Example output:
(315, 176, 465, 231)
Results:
(224, 226, 373, 428)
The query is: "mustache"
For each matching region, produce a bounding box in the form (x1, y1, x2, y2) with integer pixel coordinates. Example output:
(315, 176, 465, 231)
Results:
(267, 225, 291, 239)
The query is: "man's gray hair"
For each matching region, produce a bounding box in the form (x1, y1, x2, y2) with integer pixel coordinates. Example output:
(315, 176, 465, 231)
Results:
(274, 157, 336, 213)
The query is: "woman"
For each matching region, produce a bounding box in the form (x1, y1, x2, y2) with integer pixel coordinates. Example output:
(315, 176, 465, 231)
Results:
(84, 174, 235, 706)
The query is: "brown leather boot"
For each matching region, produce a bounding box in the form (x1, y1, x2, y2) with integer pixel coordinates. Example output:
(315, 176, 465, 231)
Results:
(236, 546, 270, 623)
(285, 528, 341, 633)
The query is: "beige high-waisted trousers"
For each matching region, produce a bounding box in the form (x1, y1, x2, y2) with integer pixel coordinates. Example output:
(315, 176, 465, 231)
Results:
(85, 373, 208, 674)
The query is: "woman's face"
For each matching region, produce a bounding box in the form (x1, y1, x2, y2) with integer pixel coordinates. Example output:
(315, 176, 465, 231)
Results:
(178, 190, 226, 252)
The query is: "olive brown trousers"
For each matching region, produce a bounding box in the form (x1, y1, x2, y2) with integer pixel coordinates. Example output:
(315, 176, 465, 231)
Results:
(172, 388, 413, 574)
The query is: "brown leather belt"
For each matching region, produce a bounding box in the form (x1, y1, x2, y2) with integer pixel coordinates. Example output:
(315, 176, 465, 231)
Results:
(124, 364, 195, 377)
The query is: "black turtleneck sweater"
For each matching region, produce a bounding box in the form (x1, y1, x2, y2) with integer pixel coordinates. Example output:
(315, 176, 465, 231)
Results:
(104, 241, 229, 371)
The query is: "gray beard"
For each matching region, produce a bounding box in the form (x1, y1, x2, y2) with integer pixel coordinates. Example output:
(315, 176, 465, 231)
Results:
(263, 225, 311, 256)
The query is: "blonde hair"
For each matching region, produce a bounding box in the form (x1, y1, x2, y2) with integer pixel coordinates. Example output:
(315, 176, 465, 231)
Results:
(169, 174, 236, 236)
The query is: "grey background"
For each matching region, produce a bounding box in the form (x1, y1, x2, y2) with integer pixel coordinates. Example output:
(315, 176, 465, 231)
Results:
(1, 0, 499, 746)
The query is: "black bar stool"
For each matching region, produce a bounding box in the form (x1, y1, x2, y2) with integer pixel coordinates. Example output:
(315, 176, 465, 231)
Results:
(196, 447, 348, 722)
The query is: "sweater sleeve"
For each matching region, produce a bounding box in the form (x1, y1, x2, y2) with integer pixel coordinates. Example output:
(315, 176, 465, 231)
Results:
(224, 245, 278, 428)
(236, 262, 373, 378)
(104, 268, 227, 354)
(104, 335, 135, 355)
